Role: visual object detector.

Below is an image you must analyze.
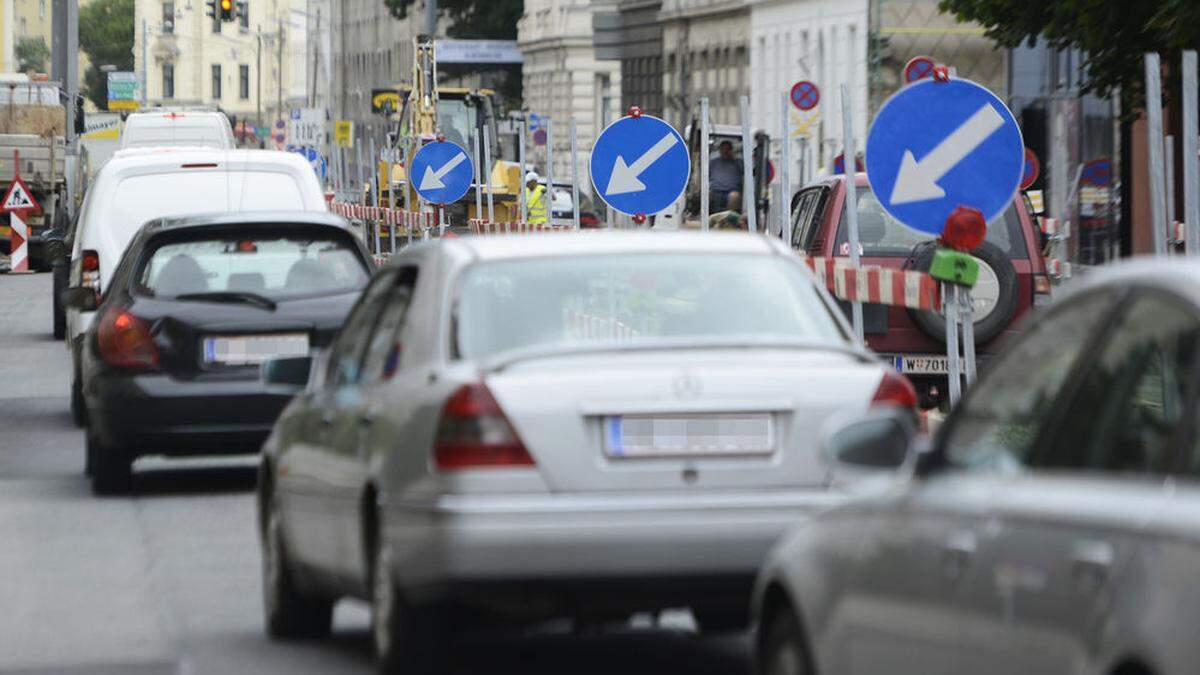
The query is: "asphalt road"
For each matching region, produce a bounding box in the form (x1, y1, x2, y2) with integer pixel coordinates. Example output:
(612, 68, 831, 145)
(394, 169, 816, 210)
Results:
(0, 272, 752, 675)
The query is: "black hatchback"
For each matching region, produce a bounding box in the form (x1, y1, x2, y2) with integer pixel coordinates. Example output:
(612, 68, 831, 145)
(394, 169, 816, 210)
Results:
(65, 211, 374, 494)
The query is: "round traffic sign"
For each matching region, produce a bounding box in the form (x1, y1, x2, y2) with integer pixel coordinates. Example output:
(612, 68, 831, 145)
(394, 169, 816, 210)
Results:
(590, 114, 690, 216)
(532, 128, 547, 146)
(410, 140, 474, 204)
(766, 159, 776, 184)
(864, 78, 1024, 235)
(1020, 147, 1040, 190)
(833, 153, 864, 175)
(791, 81, 820, 111)
(903, 56, 937, 85)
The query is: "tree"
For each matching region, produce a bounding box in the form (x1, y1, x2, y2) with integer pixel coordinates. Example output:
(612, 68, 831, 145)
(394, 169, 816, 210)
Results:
(78, 0, 135, 109)
(16, 37, 49, 74)
(938, 0, 1200, 114)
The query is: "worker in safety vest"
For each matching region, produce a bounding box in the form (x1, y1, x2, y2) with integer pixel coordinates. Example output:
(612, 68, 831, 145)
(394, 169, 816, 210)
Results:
(525, 171, 548, 224)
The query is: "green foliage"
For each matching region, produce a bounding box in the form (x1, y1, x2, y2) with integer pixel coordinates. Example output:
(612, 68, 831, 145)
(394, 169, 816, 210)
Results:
(78, 0, 135, 108)
(15, 37, 49, 74)
(938, 0, 1200, 114)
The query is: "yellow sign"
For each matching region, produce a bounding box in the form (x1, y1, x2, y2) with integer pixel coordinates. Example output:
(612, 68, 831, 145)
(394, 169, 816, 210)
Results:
(334, 120, 354, 148)
(791, 110, 820, 139)
(108, 99, 140, 111)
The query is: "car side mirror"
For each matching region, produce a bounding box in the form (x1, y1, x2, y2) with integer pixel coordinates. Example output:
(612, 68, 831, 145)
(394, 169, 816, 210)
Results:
(61, 287, 98, 311)
(822, 407, 917, 470)
(262, 356, 313, 390)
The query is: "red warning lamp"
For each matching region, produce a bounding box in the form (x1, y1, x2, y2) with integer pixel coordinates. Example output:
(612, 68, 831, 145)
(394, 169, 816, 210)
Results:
(235, 240, 258, 253)
(940, 205, 986, 252)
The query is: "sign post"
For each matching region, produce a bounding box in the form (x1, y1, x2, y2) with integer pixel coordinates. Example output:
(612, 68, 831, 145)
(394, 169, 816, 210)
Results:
(1185, 50, 1200, 257)
(840, 83, 864, 340)
(2, 151, 39, 274)
(780, 92, 791, 241)
(570, 117, 581, 230)
(1145, 53, 1169, 256)
(589, 108, 690, 223)
(739, 96, 756, 233)
(700, 97, 710, 231)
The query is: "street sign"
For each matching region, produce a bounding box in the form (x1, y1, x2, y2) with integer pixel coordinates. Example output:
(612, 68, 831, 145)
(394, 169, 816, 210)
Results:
(1021, 147, 1040, 190)
(106, 71, 141, 111)
(589, 114, 689, 216)
(864, 78, 1024, 235)
(290, 145, 327, 182)
(288, 108, 325, 147)
(334, 120, 354, 148)
(790, 81, 820, 111)
(410, 140, 474, 204)
(436, 39, 524, 64)
(903, 56, 937, 85)
(2, 175, 38, 212)
(833, 153, 864, 175)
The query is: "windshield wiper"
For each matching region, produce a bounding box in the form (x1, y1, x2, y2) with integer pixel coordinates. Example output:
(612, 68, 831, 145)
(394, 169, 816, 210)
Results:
(174, 291, 278, 311)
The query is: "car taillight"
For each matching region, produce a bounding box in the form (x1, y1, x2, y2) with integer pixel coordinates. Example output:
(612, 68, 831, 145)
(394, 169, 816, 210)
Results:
(434, 383, 534, 470)
(80, 249, 102, 303)
(872, 370, 918, 409)
(97, 306, 158, 369)
(81, 249, 99, 272)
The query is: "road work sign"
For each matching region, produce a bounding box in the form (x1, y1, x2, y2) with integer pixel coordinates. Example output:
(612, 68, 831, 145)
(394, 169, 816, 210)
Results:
(410, 140, 474, 204)
(590, 114, 689, 216)
(864, 78, 1023, 235)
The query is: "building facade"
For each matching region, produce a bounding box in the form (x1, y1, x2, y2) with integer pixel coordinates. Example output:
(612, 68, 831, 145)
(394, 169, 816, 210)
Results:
(13, 0, 50, 72)
(518, 0, 621, 194)
(659, 0, 750, 130)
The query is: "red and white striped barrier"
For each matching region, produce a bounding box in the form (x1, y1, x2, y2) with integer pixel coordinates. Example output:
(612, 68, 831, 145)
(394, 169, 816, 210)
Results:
(563, 308, 638, 341)
(331, 202, 436, 233)
(1039, 216, 1070, 238)
(802, 256, 941, 312)
(1046, 258, 1072, 279)
(8, 210, 28, 272)
(1173, 221, 1186, 243)
(469, 219, 564, 235)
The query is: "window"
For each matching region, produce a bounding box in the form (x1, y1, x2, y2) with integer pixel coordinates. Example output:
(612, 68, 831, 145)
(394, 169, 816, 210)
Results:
(238, 1, 248, 29)
(942, 288, 1118, 473)
(239, 64, 249, 100)
(1045, 292, 1200, 476)
(360, 267, 419, 383)
(325, 270, 399, 389)
(790, 187, 826, 252)
(212, 10, 221, 33)
(211, 64, 222, 99)
(162, 64, 175, 99)
(162, 2, 174, 33)
(39, 0, 45, 18)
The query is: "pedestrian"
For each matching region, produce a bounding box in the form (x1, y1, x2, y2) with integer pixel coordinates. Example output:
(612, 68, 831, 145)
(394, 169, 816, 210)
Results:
(525, 171, 548, 225)
(708, 140, 743, 211)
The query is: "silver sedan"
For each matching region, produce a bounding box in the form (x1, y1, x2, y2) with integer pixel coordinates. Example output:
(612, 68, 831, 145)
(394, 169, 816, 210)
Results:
(754, 258, 1200, 675)
(257, 231, 914, 671)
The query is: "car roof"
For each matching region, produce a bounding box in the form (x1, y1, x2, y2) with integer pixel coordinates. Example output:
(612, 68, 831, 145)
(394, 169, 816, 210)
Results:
(102, 147, 310, 171)
(143, 210, 350, 234)
(124, 111, 228, 124)
(1056, 257, 1200, 303)
(441, 230, 780, 262)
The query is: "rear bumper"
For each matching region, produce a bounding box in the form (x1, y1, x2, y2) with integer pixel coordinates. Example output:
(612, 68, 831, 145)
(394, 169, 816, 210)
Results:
(86, 370, 291, 456)
(384, 490, 844, 610)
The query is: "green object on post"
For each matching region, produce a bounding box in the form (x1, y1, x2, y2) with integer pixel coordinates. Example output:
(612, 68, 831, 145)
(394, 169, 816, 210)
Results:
(928, 248, 980, 287)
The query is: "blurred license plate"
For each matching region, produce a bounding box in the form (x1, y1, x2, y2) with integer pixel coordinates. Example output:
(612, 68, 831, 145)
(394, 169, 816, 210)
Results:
(604, 414, 773, 458)
(892, 355, 963, 375)
(203, 333, 309, 365)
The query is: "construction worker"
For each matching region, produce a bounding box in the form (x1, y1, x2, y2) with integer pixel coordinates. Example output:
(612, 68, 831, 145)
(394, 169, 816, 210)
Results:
(525, 171, 548, 224)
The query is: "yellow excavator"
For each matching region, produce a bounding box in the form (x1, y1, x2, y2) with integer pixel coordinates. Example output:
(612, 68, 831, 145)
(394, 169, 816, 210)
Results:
(372, 35, 523, 224)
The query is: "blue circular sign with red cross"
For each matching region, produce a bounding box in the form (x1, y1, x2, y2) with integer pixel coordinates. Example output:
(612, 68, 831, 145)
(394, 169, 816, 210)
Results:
(904, 56, 937, 85)
(1021, 147, 1040, 190)
(791, 81, 820, 111)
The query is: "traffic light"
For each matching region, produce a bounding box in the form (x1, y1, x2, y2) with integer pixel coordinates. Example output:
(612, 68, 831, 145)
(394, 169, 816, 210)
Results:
(205, 0, 215, 18)
(218, 0, 234, 21)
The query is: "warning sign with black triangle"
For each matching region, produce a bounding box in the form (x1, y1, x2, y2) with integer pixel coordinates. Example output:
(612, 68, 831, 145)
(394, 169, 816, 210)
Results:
(2, 176, 38, 213)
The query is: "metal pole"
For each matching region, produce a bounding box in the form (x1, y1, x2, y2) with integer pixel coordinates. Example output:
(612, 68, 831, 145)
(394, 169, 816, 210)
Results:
(840, 83, 864, 340)
(740, 96, 756, 233)
(1185, 50, 1200, 257)
(141, 20, 148, 106)
(370, 136, 380, 254)
(607, 205, 614, 230)
(519, 119, 528, 222)
(1145, 53, 1169, 256)
(355, 142, 365, 202)
(425, 0, 436, 36)
(700, 97, 710, 231)
(960, 287, 977, 385)
(945, 284, 962, 406)
(1166, 134, 1176, 246)
(470, 125, 483, 221)
(483, 124, 495, 223)
(388, 147, 398, 253)
(439, 204, 445, 237)
(256, 28, 263, 133)
(570, 117, 581, 230)
(780, 92, 791, 242)
(277, 16, 284, 123)
(546, 118, 555, 225)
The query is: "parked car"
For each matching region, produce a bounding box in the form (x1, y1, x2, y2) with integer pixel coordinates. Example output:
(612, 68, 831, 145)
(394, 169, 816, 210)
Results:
(753, 258, 1200, 675)
(64, 148, 328, 429)
(256, 231, 916, 671)
(789, 173, 1051, 408)
(64, 212, 372, 494)
(119, 110, 236, 150)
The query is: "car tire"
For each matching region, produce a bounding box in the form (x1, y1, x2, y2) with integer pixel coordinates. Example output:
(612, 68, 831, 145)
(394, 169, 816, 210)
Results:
(262, 499, 333, 639)
(88, 431, 133, 495)
(761, 609, 811, 675)
(371, 535, 439, 675)
(906, 240, 1018, 345)
(692, 607, 749, 633)
(70, 355, 87, 428)
(52, 264, 67, 340)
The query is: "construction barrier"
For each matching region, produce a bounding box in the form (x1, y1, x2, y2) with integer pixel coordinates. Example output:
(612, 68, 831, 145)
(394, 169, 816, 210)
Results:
(563, 308, 639, 341)
(8, 210, 28, 273)
(468, 219, 567, 235)
(802, 256, 941, 312)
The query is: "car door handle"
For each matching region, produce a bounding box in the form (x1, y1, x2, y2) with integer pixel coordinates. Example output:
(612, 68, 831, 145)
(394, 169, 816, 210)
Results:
(1071, 540, 1114, 590)
(941, 531, 977, 581)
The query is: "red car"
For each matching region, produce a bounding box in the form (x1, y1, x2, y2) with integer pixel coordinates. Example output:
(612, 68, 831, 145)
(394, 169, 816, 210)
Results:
(789, 173, 1051, 408)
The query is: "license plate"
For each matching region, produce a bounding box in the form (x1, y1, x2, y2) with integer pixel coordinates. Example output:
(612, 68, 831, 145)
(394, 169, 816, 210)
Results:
(202, 333, 309, 365)
(604, 414, 774, 458)
(890, 355, 963, 375)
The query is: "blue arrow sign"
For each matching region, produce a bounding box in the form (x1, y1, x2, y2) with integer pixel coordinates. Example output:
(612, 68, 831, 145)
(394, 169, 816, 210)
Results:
(410, 140, 474, 204)
(865, 78, 1023, 235)
(290, 145, 327, 182)
(590, 114, 690, 216)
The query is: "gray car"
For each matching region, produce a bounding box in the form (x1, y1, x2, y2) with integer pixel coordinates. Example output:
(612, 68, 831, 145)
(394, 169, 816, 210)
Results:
(256, 231, 915, 672)
(753, 258, 1200, 675)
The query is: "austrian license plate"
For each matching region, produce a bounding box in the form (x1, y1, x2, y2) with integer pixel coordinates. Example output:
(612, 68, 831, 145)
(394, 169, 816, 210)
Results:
(604, 414, 774, 458)
(891, 355, 963, 375)
(202, 333, 309, 365)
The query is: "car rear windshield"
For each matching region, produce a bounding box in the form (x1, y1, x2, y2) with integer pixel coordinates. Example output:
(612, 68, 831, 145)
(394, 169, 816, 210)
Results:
(123, 127, 228, 149)
(454, 254, 849, 360)
(135, 231, 368, 299)
(835, 186, 1029, 259)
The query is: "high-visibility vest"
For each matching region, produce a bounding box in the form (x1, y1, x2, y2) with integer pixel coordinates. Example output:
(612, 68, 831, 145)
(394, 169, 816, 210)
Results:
(526, 185, 547, 224)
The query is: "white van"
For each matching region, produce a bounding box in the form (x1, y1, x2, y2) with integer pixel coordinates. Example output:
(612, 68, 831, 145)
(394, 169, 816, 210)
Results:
(119, 111, 236, 150)
(65, 148, 328, 425)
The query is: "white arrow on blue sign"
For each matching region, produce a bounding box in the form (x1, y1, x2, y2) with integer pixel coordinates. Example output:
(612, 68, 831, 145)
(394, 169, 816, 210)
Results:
(410, 140, 474, 204)
(590, 114, 690, 216)
(864, 78, 1024, 235)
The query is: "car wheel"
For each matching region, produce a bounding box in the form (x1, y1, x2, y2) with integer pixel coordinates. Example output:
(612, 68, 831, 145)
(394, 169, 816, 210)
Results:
(262, 499, 333, 639)
(372, 536, 438, 674)
(70, 355, 86, 428)
(88, 431, 133, 495)
(761, 610, 811, 675)
(52, 271, 66, 339)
